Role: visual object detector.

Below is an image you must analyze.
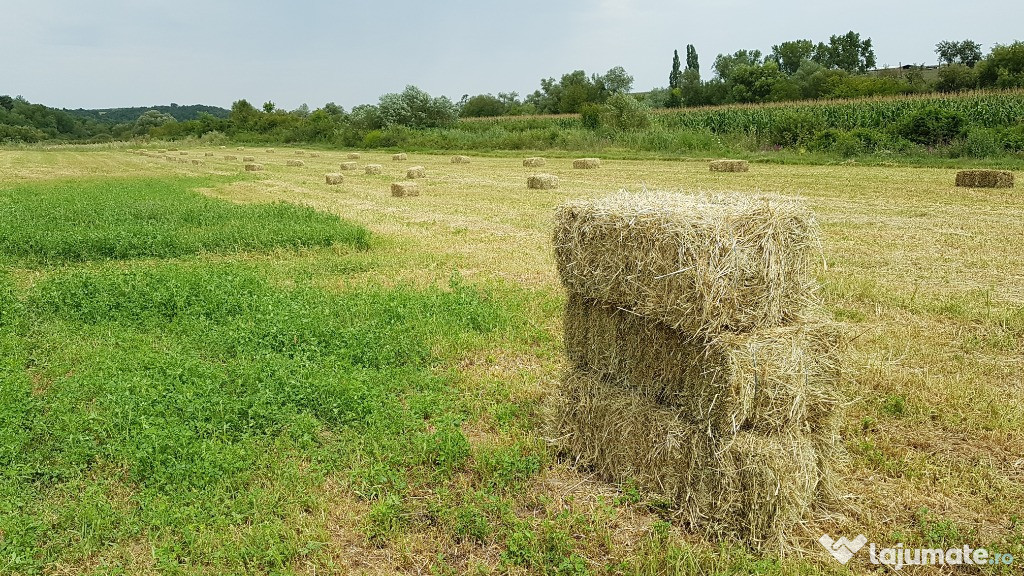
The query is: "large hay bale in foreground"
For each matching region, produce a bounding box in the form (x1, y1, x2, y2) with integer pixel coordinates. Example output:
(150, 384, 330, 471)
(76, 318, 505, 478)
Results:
(244, 163, 263, 172)
(524, 157, 546, 168)
(552, 371, 821, 548)
(553, 191, 820, 335)
(563, 295, 840, 435)
(242, 155, 255, 162)
(955, 169, 1014, 188)
(573, 158, 601, 169)
(527, 174, 559, 190)
(406, 166, 426, 179)
(339, 161, 357, 171)
(392, 153, 407, 161)
(347, 152, 361, 159)
(365, 164, 383, 175)
(451, 155, 471, 164)
(286, 159, 305, 167)
(710, 159, 749, 173)
(325, 173, 343, 185)
(391, 182, 419, 197)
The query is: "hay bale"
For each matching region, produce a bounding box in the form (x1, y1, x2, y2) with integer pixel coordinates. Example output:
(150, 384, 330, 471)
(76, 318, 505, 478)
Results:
(551, 371, 821, 548)
(954, 169, 1014, 188)
(286, 159, 305, 167)
(391, 182, 419, 197)
(236, 146, 245, 150)
(179, 151, 189, 155)
(204, 152, 214, 157)
(710, 159, 749, 173)
(451, 155, 471, 164)
(168, 148, 178, 152)
(191, 159, 202, 165)
(266, 148, 275, 153)
(527, 174, 559, 190)
(224, 155, 238, 161)
(553, 191, 820, 335)
(392, 153, 407, 161)
(365, 164, 383, 175)
(563, 295, 840, 435)
(157, 149, 167, 153)
(325, 173, 344, 185)
(347, 152, 361, 159)
(295, 150, 305, 155)
(406, 166, 426, 179)
(244, 163, 263, 172)
(573, 158, 601, 169)
(524, 157, 547, 167)
(242, 155, 255, 162)
(339, 161, 358, 171)
(309, 152, 320, 158)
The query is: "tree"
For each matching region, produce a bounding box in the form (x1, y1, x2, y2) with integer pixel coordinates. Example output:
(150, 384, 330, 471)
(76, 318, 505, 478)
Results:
(813, 31, 876, 73)
(460, 94, 505, 117)
(770, 39, 814, 75)
(936, 40, 983, 67)
(229, 99, 259, 131)
(976, 41, 1024, 88)
(377, 85, 458, 128)
(935, 64, 978, 92)
(0, 95, 13, 112)
(262, 101, 276, 113)
(685, 44, 699, 73)
(133, 109, 175, 135)
(669, 49, 682, 89)
(603, 66, 634, 94)
(713, 49, 763, 82)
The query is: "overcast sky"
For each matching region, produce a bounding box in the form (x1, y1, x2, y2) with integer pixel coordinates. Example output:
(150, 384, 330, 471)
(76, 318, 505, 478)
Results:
(3, 0, 1020, 111)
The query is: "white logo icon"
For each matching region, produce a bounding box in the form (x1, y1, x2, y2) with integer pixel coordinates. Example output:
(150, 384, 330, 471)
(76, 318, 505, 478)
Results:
(819, 534, 868, 564)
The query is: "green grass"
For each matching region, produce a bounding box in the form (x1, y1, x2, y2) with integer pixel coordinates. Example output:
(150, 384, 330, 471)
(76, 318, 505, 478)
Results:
(0, 177, 370, 264)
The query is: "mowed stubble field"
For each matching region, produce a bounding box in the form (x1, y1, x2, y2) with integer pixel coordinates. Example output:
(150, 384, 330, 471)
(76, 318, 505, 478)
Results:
(0, 146, 1021, 575)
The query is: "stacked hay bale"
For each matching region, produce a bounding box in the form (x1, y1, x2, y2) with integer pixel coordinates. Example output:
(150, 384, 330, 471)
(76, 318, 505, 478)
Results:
(551, 190, 842, 550)
(955, 169, 1014, 188)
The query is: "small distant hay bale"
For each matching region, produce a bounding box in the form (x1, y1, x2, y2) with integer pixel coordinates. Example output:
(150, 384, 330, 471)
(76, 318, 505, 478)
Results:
(204, 152, 214, 157)
(573, 158, 601, 169)
(308, 152, 320, 158)
(563, 295, 841, 435)
(406, 166, 426, 179)
(242, 155, 255, 162)
(157, 149, 168, 153)
(551, 371, 823, 548)
(325, 173, 344, 185)
(295, 150, 305, 155)
(365, 164, 383, 175)
(219, 145, 227, 149)
(266, 148, 276, 153)
(236, 146, 245, 150)
(710, 159, 750, 173)
(244, 163, 263, 172)
(168, 148, 178, 152)
(523, 157, 546, 167)
(179, 151, 188, 155)
(191, 159, 202, 165)
(286, 159, 305, 167)
(954, 169, 1014, 188)
(391, 182, 419, 197)
(451, 155, 471, 164)
(553, 190, 820, 336)
(392, 153, 407, 161)
(339, 161, 358, 171)
(527, 174, 559, 190)
(347, 153, 361, 159)
(224, 155, 238, 161)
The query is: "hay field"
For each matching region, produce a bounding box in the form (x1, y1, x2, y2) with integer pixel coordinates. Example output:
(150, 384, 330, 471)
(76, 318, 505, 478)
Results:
(0, 145, 1021, 574)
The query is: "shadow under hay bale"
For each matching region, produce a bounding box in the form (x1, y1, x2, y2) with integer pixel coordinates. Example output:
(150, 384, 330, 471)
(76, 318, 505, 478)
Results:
(553, 191, 820, 336)
(710, 159, 749, 172)
(563, 295, 841, 435)
(406, 166, 426, 179)
(451, 155, 471, 164)
(391, 182, 419, 197)
(955, 170, 1014, 188)
(527, 174, 559, 190)
(286, 159, 305, 167)
(392, 153, 407, 161)
(550, 371, 822, 549)
(573, 158, 601, 169)
(325, 173, 343, 185)
(340, 161, 357, 171)
(365, 164, 382, 175)
(244, 163, 263, 172)
(524, 157, 546, 168)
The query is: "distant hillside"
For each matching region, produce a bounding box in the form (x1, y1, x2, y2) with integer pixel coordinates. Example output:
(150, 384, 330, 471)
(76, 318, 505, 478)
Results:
(64, 104, 231, 125)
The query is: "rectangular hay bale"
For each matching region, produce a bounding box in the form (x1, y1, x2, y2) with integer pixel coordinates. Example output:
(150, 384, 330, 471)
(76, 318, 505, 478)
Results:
(391, 182, 419, 197)
(340, 161, 357, 170)
(244, 163, 263, 172)
(563, 295, 840, 435)
(347, 152, 361, 159)
(527, 174, 559, 190)
(573, 158, 601, 169)
(392, 153, 407, 161)
(553, 191, 820, 335)
(524, 157, 547, 167)
(551, 371, 821, 548)
(286, 159, 305, 167)
(451, 155, 471, 164)
(325, 173, 343, 185)
(365, 164, 383, 175)
(710, 159, 749, 172)
(406, 166, 426, 179)
(954, 170, 1014, 188)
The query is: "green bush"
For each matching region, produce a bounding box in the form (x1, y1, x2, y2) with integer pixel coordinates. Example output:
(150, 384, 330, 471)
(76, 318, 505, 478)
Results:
(767, 110, 823, 146)
(1000, 123, 1024, 152)
(897, 105, 965, 145)
(963, 128, 1004, 158)
(604, 93, 651, 130)
(579, 103, 604, 130)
